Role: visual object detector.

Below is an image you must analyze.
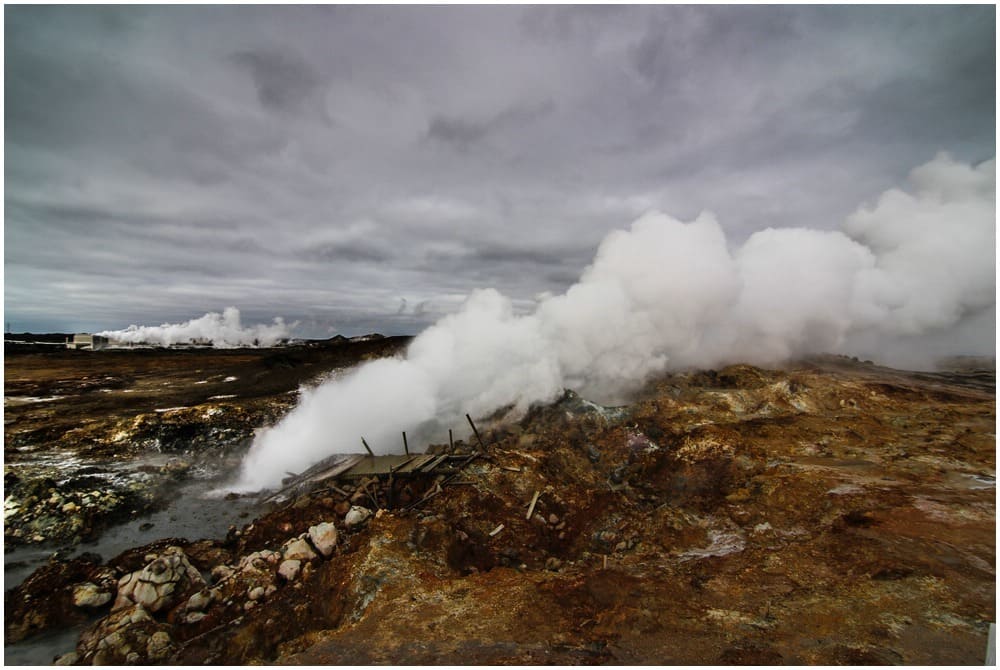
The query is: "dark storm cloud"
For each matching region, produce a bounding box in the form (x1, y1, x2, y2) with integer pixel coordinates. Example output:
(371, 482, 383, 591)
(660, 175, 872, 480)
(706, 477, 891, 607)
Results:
(232, 47, 324, 115)
(4, 5, 994, 337)
(426, 101, 554, 148)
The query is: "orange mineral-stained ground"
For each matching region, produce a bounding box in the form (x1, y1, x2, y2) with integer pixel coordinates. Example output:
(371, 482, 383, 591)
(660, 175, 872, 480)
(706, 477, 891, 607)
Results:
(5, 347, 995, 665)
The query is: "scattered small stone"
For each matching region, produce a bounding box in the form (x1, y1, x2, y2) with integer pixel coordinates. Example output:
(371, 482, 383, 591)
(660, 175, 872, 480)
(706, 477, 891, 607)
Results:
(244, 600, 257, 611)
(211, 564, 234, 583)
(282, 537, 318, 562)
(248, 586, 265, 601)
(548, 513, 559, 525)
(53, 651, 79, 665)
(344, 506, 372, 527)
(139, 522, 154, 531)
(308, 521, 338, 557)
(545, 557, 562, 571)
(145, 631, 174, 661)
(278, 559, 302, 581)
(185, 590, 212, 612)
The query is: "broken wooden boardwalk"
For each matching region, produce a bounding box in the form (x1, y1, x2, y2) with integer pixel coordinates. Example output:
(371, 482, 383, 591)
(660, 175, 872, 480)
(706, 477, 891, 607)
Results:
(263, 452, 462, 504)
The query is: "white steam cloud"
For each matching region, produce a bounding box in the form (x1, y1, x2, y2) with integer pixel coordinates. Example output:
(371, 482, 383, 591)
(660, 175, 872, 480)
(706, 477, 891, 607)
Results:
(99, 307, 292, 348)
(234, 153, 994, 491)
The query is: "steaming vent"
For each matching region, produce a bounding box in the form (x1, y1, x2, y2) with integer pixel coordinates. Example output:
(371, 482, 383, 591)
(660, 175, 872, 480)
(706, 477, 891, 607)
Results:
(233, 153, 994, 492)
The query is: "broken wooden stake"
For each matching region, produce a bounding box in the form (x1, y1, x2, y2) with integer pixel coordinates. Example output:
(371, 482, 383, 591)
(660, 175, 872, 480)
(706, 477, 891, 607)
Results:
(402, 431, 409, 456)
(500, 465, 521, 473)
(603, 554, 608, 569)
(448, 428, 454, 451)
(489, 523, 505, 537)
(466, 414, 487, 453)
(361, 436, 375, 458)
(526, 490, 541, 520)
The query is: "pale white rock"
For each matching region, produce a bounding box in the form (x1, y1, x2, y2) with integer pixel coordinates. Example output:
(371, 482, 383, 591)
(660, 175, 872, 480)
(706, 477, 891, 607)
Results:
(308, 522, 338, 557)
(210, 564, 234, 583)
(113, 549, 204, 613)
(344, 506, 372, 528)
(282, 537, 317, 562)
(185, 590, 212, 612)
(278, 559, 301, 581)
(248, 586, 265, 601)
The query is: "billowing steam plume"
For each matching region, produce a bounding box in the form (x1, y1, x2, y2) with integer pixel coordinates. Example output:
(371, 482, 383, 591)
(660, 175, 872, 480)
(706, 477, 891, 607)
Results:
(233, 153, 994, 491)
(99, 307, 291, 348)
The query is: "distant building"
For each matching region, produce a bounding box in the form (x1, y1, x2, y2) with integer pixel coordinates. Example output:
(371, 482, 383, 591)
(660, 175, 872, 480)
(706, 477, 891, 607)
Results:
(66, 334, 109, 350)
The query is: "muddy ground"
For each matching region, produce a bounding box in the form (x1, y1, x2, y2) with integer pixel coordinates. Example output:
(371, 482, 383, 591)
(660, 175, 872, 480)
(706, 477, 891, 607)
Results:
(3, 341, 995, 665)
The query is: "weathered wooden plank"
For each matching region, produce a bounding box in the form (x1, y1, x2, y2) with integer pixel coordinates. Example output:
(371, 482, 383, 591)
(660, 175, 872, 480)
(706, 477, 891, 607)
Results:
(342, 454, 416, 477)
(306, 454, 365, 483)
(395, 454, 436, 474)
(421, 454, 449, 472)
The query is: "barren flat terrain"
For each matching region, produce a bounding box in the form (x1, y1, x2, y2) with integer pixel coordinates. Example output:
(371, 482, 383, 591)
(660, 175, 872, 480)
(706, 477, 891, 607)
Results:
(4, 344, 995, 664)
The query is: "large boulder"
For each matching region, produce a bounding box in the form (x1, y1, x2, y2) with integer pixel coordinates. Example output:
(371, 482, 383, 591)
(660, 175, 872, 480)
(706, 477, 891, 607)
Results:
(113, 547, 204, 614)
(77, 604, 174, 665)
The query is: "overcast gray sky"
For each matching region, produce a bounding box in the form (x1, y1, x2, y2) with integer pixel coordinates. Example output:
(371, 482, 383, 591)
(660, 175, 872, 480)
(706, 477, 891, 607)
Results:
(4, 4, 995, 336)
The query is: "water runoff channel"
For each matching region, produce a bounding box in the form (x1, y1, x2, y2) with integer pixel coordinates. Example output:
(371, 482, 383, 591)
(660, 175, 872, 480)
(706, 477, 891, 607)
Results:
(4, 448, 263, 665)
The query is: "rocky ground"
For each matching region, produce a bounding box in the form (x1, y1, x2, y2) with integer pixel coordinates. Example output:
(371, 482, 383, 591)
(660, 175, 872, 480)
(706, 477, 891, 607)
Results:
(4, 343, 995, 665)
(3, 336, 410, 549)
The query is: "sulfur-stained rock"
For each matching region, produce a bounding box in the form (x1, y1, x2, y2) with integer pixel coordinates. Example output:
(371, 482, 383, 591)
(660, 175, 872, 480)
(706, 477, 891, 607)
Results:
(146, 630, 175, 662)
(77, 604, 170, 665)
(308, 521, 338, 557)
(72, 581, 113, 609)
(53, 651, 79, 665)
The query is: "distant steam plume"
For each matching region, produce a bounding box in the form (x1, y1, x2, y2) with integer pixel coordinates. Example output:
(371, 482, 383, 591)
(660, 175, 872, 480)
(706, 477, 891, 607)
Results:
(99, 307, 291, 348)
(234, 153, 994, 491)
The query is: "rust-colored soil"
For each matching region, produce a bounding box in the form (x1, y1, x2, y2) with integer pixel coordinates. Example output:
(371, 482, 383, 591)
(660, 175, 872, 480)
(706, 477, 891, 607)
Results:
(4, 348, 995, 665)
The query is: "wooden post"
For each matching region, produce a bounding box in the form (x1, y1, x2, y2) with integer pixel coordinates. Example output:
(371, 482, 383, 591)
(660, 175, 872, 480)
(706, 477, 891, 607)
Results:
(448, 429, 454, 452)
(387, 466, 395, 509)
(466, 414, 487, 454)
(361, 436, 375, 458)
(402, 431, 409, 456)
(526, 490, 540, 521)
